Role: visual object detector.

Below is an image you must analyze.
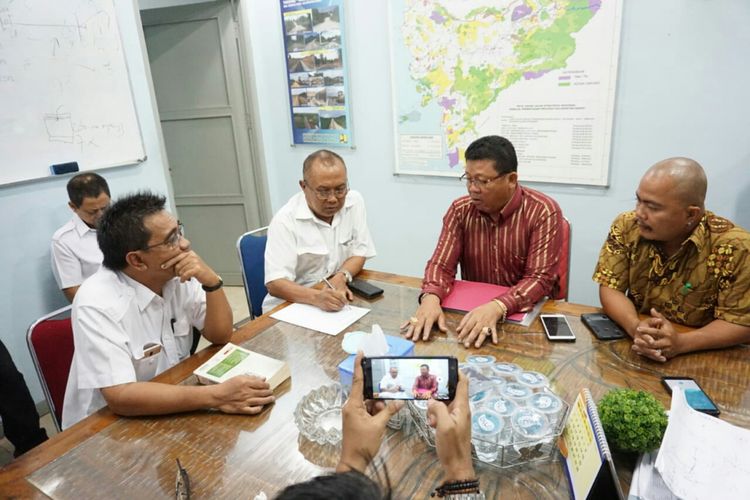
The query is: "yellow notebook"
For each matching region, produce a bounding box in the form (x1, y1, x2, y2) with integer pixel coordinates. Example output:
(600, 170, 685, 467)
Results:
(558, 389, 623, 500)
(193, 343, 290, 390)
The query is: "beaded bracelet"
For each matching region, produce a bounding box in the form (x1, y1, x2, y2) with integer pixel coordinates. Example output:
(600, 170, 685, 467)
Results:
(492, 299, 508, 323)
(431, 478, 480, 497)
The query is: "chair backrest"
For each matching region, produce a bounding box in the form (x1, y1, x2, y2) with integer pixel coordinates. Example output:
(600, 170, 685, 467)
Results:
(236, 226, 269, 319)
(553, 216, 572, 301)
(26, 305, 74, 432)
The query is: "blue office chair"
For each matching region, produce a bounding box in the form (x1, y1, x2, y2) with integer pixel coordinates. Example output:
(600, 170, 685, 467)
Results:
(236, 226, 268, 319)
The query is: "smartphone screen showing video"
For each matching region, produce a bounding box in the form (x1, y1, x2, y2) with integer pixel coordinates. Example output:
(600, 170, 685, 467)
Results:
(362, 356, 457, 401)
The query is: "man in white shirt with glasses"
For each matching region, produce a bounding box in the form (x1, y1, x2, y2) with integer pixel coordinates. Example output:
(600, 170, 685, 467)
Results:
(62, 192, 274, 429)
(263, 149, 376, 313)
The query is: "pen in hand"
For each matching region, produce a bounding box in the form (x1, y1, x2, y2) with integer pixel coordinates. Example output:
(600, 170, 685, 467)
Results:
(323, 277, 351, 310)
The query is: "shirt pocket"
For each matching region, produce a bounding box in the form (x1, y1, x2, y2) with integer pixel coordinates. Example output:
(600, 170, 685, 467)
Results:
(132, 349, 161, 381)
(171, 317, 193, 359)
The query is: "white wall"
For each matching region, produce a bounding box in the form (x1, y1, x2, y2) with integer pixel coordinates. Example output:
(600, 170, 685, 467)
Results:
(242, 0, 750, 308)
(0, 0, 173, 403)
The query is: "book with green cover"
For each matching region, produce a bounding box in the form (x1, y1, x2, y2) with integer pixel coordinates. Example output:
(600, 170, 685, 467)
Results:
(194, 343, 290, 389)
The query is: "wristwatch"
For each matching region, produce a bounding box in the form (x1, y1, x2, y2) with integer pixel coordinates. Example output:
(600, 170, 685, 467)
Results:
(338, 269, 353, 283)
(202, 276, 224, 292)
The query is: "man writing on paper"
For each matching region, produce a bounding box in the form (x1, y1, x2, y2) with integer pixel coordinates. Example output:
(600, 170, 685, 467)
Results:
(378, 365, 407, 399)
(263, 149, 376, 313)
(51, 172, 111, 301)
(402, 135, 563, 348)
(62, 192, 274, 429)
(593, 158, 750, 362)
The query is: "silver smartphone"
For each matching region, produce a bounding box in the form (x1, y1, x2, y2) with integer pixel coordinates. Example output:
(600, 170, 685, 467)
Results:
(541, 314, 576, 341)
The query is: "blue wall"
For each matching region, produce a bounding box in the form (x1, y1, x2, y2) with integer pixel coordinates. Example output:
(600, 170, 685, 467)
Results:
(243, 0, 750, 308)
(0, 0, 173, 403)
(3, 0, 749, 405)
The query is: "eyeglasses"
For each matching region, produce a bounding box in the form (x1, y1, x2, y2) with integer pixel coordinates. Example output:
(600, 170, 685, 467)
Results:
(175, 459, 191, 500)
(145, 222, 185, 250)
(307, 183, 349, 200)
(459, 172, 507, 189)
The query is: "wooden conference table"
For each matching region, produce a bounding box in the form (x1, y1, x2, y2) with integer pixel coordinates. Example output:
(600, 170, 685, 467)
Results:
(1, 270, 749, 499)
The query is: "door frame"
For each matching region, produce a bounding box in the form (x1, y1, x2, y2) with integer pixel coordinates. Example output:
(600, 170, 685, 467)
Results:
(138, 0, 271, 227)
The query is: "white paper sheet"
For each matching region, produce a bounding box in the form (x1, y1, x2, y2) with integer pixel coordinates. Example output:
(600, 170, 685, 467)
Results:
(654, 388, 750, 499)
(627, 449, 677, 500)
(270, 303, 369, 336)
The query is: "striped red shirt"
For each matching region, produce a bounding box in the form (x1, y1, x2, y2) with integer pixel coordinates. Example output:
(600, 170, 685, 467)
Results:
(422, 185, 563, 315)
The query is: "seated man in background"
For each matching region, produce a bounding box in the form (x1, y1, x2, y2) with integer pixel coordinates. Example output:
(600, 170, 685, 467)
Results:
(263, 149, 376, 313)
(62, 192, 274, 429)
(378, 365, 406, 398)
(412, 363, 438, 399)
(51, 172, 110, 301)
(593, 157, 750, 362)
(275, 352, 481, 499)
(402, 135, 563, 348)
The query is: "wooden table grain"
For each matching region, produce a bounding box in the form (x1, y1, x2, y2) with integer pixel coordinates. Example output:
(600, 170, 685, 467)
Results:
(1, 270, 748, 499)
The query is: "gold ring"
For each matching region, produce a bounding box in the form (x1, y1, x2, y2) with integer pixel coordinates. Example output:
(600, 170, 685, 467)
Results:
(410, 316, 418, 324)
(481, 326, 490, 334)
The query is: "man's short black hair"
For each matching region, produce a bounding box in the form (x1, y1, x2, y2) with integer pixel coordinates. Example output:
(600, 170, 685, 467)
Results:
(464, 135, 518, 174)
(275, 470, 386, 500)
(420, 364, 429, 370)
(67, 173, 110, 207)
(97, 191, 166, 270)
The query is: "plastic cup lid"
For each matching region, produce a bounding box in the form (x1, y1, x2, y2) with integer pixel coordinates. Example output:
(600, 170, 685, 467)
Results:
(501, 382, 532, 399)
(492, 362, 522, 374)
(517, 370, 549, 388)
(530, 392, 562, 412)
(512, 408, 550, 437)
(486, 397, 517, 416)
(466, 355, 496, 365)
(472, 410, 504, 435)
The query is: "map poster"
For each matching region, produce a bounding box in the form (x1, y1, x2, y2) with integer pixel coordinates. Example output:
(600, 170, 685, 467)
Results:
(280, 0, 353, 147)
(389, 1, 623, 186)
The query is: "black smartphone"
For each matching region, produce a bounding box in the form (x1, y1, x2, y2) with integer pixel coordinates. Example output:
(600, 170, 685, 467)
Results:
(541, 314, 576, 341)
(348, 278, 384, 299)
(581, 312, 627, 340)
(361, 356, 458, 401)
(661, 376, 720, 416)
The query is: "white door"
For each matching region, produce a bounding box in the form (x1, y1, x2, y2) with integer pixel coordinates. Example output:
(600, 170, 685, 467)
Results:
(141, 0, 267, 285)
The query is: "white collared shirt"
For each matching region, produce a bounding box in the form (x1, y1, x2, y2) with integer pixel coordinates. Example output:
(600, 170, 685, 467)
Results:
(61, 267, 206, 429)
(262, 189, 376, 312)
(51, 214, 103, 289)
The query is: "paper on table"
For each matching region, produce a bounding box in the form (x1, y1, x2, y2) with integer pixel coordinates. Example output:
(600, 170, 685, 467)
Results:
(654, 388, 750, 499)
(627, 449, 678, 500)
(270, 302, 370, 336)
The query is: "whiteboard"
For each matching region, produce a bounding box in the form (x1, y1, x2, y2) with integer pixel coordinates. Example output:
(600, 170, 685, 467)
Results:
(0, 0, 145, 185)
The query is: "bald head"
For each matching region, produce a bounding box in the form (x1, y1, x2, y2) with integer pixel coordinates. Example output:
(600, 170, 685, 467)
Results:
(302, 149, 346, 182)
(643, 157, 707, 209)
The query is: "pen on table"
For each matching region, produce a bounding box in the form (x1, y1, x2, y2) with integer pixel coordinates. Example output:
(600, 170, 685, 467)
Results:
(323, 277, 351, 310)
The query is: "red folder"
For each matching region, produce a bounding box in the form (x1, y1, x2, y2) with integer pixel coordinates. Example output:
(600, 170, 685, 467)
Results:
(441, 280, 527, 323)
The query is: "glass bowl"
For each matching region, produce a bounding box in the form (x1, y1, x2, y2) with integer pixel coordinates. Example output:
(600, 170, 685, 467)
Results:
(294, 383, 344, 446)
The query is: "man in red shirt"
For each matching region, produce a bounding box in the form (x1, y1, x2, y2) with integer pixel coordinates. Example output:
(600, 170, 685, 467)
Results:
(412, 364, 438, 399)
(402, 135, 563, 348)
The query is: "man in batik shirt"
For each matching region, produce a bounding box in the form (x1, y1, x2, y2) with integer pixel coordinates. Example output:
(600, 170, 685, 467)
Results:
(593, 157, 750, 362)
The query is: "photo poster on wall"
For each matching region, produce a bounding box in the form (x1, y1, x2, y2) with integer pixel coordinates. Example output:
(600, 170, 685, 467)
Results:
(280, 0, 353, 148)
(388, 1, 623, 186)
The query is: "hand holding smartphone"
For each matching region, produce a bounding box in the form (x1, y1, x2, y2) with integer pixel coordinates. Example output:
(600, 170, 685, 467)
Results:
(361, 356, 458, 401)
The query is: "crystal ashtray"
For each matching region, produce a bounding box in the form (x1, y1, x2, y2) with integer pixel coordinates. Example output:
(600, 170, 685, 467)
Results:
(294, 383, 345, 446)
